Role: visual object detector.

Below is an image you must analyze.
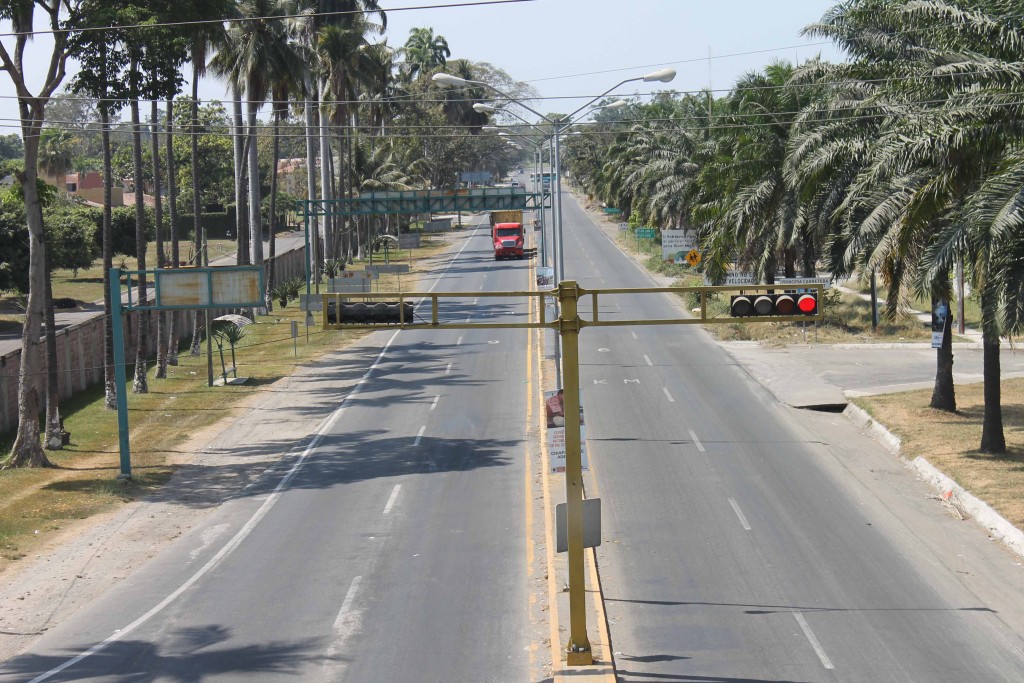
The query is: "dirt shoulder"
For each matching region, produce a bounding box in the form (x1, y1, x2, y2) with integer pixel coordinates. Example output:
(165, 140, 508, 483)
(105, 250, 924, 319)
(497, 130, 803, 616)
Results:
(0, 228, 475, 662)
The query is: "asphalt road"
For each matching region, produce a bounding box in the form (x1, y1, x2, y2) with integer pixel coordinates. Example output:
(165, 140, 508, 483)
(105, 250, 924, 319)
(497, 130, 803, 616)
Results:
(0, 220, 538, 682)
(544, 184, 1024, 681)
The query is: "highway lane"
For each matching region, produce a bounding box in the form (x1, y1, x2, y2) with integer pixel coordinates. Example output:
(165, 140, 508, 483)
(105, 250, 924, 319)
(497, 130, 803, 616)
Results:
(547, 185, 1024, 681)
(0, 221, 539, 682)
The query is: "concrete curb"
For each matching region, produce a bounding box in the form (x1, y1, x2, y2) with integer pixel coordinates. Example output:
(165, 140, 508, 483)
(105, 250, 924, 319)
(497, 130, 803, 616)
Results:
(843, 403, 1024, 558)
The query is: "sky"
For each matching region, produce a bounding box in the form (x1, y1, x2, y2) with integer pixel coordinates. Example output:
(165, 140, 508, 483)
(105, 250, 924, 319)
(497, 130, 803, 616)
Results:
(0, 0, 845, 134)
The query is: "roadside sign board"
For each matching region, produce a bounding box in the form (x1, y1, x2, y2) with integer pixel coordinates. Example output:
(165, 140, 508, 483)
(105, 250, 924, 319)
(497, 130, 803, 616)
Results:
(662, 230, 698, 261)
(556, 498, 601, 552)
(617, 222, 629, 232)
(328, 272, 373, 294)
(300, 294, 323, 311)
(635, 228, 656, 239)
(398, 233, 421, 249)
(703, 274, 832, 289)
(366, 264, 410, 275)
(153, 266, 263, 310)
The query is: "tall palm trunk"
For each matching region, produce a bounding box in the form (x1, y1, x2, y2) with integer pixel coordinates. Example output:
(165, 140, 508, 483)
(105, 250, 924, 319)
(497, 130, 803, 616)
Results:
(101, 102, 117, 407)
(303, 72, 319, 286)
(318, 84, 333, 260)
(189, 65, 204, 356)
(980, 285, 1006, 453)
(232, 90, 250, 265)
(43, 248, 62, 450)
(265, 105, 282, 311)
(166, 97, 179, 366)
(152, 100, 168, 379)
(930, 296, 956, 411)
(247, 76, 264, 267)
(129, 91, 149, 394)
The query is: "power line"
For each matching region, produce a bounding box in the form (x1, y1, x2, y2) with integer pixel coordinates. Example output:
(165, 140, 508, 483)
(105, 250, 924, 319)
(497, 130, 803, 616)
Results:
(0, 0, 537, 38)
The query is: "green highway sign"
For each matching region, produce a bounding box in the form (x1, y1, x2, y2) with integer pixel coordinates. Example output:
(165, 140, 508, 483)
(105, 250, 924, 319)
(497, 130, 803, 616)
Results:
(636, 228, 656, 239)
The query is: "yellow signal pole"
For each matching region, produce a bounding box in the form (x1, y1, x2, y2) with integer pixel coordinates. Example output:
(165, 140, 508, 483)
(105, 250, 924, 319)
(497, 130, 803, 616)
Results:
(558, 281, 591, 664)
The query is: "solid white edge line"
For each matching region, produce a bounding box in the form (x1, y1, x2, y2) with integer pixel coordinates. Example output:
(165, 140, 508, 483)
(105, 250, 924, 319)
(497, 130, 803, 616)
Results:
(383, 485, 401, 515)
(794, 612, 835, 670)
(688, 429, 705, 452)
(644, 354, 653, 366)
(662, 387, 675, 403)
(413, 425, 426, 446)
(430, 395, 440, 410)
(728, 498, 752, 531)
(27, 228, 483, 683)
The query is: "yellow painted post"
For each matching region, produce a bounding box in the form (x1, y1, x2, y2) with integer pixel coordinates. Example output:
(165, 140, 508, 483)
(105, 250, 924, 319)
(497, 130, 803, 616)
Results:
(558, 280, 593, 665)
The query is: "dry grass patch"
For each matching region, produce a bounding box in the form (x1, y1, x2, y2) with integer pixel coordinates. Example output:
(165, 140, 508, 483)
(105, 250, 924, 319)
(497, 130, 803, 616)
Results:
(854, 379, 1024, 528)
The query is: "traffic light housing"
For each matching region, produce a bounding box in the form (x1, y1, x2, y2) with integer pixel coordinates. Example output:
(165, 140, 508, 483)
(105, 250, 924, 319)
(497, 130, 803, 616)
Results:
(326, 300, 414, 325)
(730, 292, 818, 317)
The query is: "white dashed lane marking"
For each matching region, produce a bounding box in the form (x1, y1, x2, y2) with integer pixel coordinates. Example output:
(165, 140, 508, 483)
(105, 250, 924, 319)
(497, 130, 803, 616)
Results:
(689, 429, 705, 452)
(413, 426, 426, 447)
(728, 498, 751, 531)
(383, 485, 401, 514)
(663, 387, 675, 403)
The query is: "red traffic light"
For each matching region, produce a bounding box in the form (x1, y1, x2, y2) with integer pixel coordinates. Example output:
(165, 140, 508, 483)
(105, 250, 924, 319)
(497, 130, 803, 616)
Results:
(730, 292, 818, 317)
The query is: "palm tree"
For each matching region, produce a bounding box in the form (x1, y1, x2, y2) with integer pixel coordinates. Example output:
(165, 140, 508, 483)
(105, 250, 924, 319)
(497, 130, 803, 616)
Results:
(316, 14, 388, 260)
(214, 0, 302, 281)
(400, 26, 449, 82)
(185, 1, 232, 354)
(803, 0, 1024, 451)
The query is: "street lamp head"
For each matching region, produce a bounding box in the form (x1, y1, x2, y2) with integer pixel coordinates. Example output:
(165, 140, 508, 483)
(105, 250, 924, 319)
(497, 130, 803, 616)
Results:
(604, 99, 628, 110)
(482, 125, 501, 131)
(432, 72, 469, 88)
(642, 67, 677, 83)
(473, 103, 496, 113)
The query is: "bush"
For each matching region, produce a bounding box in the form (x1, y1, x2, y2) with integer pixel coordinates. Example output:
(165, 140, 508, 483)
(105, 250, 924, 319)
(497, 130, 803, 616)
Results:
(105, 206, 154, 258)
(45, 206, 99, 276)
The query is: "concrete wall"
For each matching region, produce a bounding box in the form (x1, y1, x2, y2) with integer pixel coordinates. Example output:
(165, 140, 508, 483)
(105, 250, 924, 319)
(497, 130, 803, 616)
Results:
(0, 244, 308, 434)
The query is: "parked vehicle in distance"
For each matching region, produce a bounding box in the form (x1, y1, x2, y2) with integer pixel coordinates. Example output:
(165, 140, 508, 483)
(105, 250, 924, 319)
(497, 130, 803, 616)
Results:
(511, 179, 519, 187)
(490, 210, 525, 260)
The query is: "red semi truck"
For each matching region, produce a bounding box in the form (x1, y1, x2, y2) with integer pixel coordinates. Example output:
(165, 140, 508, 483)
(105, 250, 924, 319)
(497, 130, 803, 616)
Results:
(490, 210, 525, 260)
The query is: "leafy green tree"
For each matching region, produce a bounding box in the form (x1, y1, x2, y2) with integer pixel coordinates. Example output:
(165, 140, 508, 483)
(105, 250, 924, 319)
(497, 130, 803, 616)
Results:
(46, 206, 99, 276)
(0, 134, 23, 161)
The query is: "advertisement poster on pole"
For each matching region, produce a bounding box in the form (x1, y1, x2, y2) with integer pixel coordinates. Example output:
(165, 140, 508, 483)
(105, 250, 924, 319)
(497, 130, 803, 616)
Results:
(544, 389, 588, 472)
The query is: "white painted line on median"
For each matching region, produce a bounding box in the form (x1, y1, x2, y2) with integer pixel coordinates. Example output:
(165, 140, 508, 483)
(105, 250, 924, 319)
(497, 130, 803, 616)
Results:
(688, 429, 705, 452)
(413, 426, 426, 446)
(472, 297, 479, 305)
(728, 498, 752, 531)
(630, 330, 638, 339)
(456, 336, 463, 346)
(383, 485, 401, 514)
(464, 314, 472, 323)
(794, 612, 835, 670)
(644, 354, 653, 366)
(663, 387, 675, 403)
(444, 362, 452, 376)
(430, 395, 440, 410)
